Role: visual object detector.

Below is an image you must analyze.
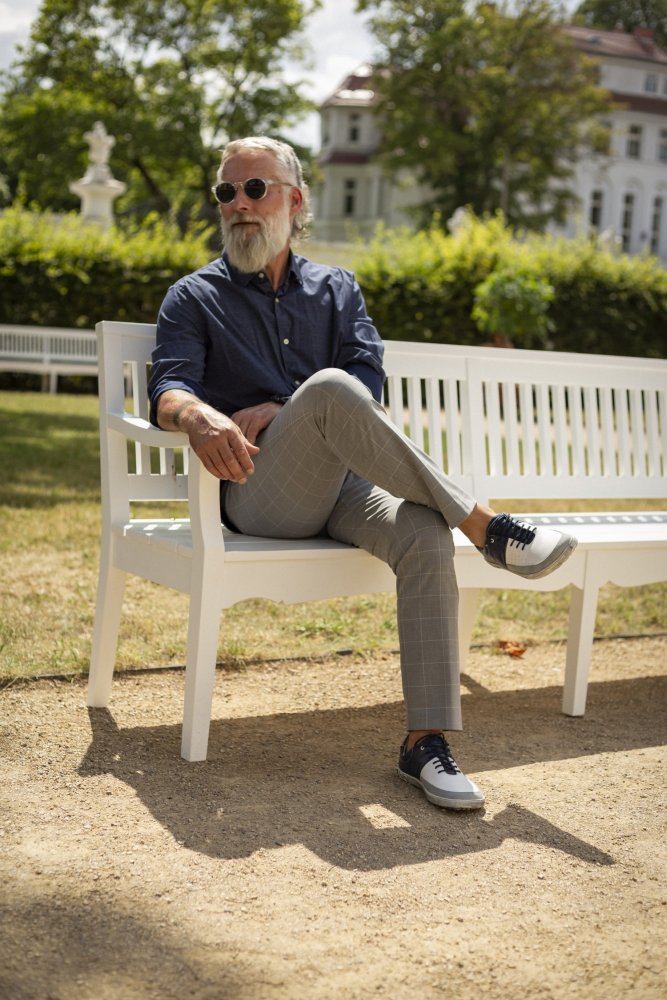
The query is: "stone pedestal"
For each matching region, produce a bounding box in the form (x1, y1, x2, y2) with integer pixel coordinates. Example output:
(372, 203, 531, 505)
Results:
(69, 122, 126, 230)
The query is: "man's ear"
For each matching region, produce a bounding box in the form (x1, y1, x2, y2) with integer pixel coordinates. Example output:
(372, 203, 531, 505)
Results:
(289, 186, 304, 215)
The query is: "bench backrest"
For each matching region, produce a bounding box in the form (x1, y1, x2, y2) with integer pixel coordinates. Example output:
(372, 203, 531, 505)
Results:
(97, 321, 667, 510)
(384, 341, 667, 504)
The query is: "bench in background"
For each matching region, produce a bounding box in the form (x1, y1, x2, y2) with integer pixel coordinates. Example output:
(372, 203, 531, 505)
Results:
(88, 321, 667, 761)
(0, 324, 97, 392)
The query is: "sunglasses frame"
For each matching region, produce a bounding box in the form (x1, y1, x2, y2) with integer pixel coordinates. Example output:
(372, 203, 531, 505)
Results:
(211, 178, 294, 205)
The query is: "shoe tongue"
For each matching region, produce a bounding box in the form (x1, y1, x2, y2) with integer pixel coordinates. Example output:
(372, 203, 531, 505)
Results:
(420, 733, 445, 748)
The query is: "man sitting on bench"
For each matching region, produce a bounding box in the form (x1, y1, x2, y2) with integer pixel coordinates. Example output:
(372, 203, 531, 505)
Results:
(148, 136, 576, 810)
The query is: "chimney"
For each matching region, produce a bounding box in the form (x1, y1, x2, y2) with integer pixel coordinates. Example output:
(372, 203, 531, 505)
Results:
(633, 27, 655, 52)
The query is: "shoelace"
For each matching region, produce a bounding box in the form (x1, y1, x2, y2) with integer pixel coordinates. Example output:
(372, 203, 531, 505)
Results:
(417, 736, 461, 776)
(492, 513, 536, 550)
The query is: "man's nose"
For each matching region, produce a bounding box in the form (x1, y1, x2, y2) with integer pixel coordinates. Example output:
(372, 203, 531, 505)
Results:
(232, 185, 254, 209)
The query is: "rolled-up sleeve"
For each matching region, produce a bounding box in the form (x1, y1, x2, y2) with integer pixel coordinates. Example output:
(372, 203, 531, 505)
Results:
(148, 281, 210, 425)
(338, 277, 385, 401)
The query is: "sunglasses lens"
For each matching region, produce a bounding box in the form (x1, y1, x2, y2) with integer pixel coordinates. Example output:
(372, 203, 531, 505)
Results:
(215, 182, 236, 204)
(244, 178, 267, 200)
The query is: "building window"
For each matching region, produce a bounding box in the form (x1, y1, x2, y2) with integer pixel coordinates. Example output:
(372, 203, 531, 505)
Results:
(650, 197, 663, 254)
(621, 193, 635, 252)
(644, 72, 658, 93)
(348, 113, 360, 143)
(626, 125, 643, 159)
(658, 129, 667, 162)
(589, 190, 604, 231)
(343, 178, 356, 217)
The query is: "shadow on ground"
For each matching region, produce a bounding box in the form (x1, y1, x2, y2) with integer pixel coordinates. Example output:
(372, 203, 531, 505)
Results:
(79, 674, 667, 871)
(0, 891, 257, 1000)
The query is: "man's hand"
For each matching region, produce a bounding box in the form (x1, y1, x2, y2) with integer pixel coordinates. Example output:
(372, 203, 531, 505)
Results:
(231, 401, 284, 445)
(157, 390, 259, 484)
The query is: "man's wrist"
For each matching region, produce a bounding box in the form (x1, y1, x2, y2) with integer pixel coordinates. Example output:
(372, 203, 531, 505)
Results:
(172, 398, 199, 428)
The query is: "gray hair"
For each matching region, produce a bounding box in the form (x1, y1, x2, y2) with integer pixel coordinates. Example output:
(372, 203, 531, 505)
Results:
(217, 136, 312, 240)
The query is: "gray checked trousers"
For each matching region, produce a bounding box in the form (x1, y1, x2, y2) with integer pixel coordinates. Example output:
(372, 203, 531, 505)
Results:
(222, 368, 476, 731)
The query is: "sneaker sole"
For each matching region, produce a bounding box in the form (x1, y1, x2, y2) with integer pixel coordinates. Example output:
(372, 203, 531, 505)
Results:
(397, 767, 485, 810)
(509, 534, 578, 580)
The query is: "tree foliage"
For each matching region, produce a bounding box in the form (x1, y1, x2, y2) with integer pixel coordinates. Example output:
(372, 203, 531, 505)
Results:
(574, 0, 667, 48)
(0, 0, 320, 221)
(357, 0, 611, 229)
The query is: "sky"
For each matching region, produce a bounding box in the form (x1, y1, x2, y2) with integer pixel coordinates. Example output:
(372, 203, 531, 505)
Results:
(0, 0, 378, 150)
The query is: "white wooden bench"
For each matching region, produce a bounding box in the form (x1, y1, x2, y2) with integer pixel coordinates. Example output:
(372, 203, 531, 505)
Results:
(88, 321, 667, 761)
(0, 324, 97, 391)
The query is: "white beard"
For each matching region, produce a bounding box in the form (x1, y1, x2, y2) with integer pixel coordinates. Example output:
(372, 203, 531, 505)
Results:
(222, 209, 292, 273)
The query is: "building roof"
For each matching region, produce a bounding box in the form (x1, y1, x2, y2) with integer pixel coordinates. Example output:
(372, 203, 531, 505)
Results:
(317, 150, 373, 166)
(565, 25, 667, 65)
(318, 28, 667, 116)
(320, 65, 378, 110)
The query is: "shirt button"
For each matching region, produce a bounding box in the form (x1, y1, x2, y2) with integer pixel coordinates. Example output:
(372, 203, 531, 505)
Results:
(283, 338, 289, 345)
(258, 271, 265, 279)
(275, 297, 280, 304)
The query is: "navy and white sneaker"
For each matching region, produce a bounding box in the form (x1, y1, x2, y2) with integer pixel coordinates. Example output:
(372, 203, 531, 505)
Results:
(480, 512, 577, 580)
(398, 733, 485, 810)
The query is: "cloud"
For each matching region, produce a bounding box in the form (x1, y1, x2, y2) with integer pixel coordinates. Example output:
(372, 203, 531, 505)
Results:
(0, 1, 39, 36)
(0, 0, 40, 71)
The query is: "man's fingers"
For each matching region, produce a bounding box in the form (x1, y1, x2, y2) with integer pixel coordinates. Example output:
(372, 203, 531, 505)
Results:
(197, 437, 259, 483)
(231, 402, 283, 444)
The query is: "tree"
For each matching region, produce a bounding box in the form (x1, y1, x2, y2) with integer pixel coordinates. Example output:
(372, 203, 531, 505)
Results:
(574, 1, 667, 49)
(356, 0, 611, 229)
(0, 0, 320, 221)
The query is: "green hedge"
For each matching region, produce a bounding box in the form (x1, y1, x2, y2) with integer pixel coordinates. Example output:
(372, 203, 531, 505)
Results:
(0, 206, 213, 328)
(1, 207, 665, 359)
(353, 213, 667, 358)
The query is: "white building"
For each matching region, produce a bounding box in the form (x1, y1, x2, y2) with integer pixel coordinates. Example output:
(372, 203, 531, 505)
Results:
(314, 64, 432, 242)
(312, 27, 667, 263)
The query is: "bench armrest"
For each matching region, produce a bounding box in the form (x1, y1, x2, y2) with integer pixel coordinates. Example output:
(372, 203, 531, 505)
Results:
(108, 412, 189, 448)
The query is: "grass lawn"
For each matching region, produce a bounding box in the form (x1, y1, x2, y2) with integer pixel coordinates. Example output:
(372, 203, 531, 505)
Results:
(1, 390, 665, 681)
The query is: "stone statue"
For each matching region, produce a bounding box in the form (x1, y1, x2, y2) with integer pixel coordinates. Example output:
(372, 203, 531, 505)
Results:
(85, 122, 115, 175)
(69, 121, 126, 230)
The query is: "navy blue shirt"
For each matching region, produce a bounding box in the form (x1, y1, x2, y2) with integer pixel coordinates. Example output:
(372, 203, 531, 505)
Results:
(148, 251, 385, 424)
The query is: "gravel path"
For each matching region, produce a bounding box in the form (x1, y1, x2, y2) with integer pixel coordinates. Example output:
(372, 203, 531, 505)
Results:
(1, 637, 666, 999)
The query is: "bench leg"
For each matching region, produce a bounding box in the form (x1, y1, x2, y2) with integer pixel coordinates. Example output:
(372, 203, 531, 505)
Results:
(458, 589, 481, 671)
(563, 581, 599, 717)
(181, 570, 223, 762)
(88, 561, 126, 708)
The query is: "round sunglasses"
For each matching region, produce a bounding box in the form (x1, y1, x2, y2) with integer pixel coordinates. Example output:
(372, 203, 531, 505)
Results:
(211, 178, 293, 205)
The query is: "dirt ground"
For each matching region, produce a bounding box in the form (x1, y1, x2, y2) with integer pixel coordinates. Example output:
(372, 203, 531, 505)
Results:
(1, 636, 666, 1000)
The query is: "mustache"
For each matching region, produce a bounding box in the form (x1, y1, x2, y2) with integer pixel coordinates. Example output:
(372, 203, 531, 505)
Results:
(228, 213, 264, 228)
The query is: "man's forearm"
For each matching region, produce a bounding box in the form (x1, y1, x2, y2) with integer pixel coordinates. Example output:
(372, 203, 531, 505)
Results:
(156, 389, 209, 431)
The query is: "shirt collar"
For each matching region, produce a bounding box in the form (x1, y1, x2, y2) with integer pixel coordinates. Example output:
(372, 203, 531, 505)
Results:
(221, 250, 305, 290)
